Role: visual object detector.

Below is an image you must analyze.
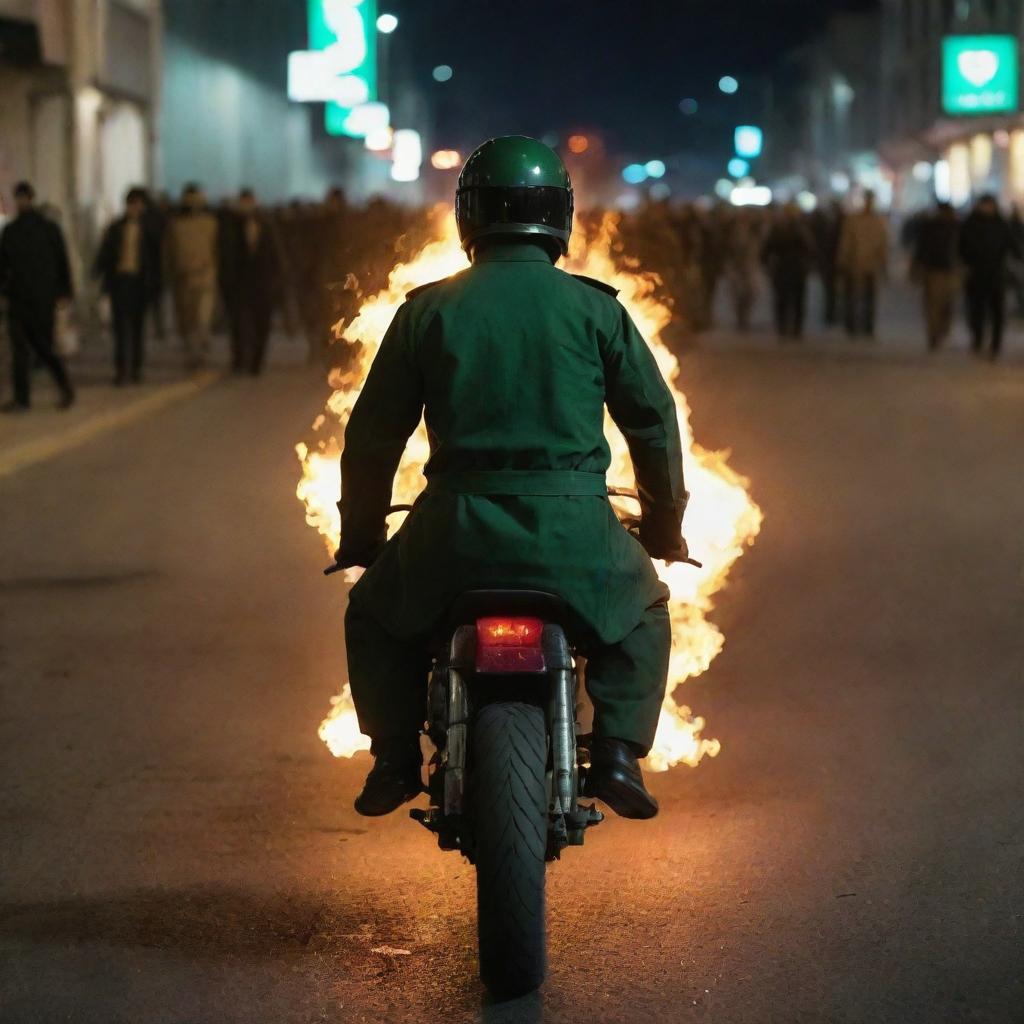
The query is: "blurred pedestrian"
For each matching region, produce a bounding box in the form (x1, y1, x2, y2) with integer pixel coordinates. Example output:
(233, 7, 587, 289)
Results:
(1006, 202, 1024, 317)
(94, 187, 161, 384)
(958, 194, 1020, 359)
(0, 181, 75, 411)
(911, 201, 960, 351)
(761, 202, 815, 340)
(811, 199, 844, 325)
(697, 206, 726, 329)
(838, 190, 888, 338)
(165, 183, 218, 369)
(722, 208, 761, 331)
(220, 188, 281, 375)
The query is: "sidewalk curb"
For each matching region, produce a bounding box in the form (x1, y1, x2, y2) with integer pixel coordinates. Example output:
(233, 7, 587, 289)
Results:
(0, 370, 222, 481)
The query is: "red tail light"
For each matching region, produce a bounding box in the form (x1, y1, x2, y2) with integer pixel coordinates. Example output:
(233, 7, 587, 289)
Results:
(475, 617, 546, 673)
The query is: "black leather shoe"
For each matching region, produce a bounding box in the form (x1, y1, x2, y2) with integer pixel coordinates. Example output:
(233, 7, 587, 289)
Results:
(585, 737, 658, 819)
(354, 740, 423, 817)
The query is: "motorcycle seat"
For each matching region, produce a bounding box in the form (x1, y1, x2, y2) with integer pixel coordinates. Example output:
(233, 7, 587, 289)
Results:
(445, 590, 573, 630)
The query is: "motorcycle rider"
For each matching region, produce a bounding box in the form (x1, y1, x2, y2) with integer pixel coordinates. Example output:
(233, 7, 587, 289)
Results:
(334, 137, 689, 820)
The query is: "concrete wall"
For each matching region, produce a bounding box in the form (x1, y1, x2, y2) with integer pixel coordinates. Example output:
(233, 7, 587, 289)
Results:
(159, 0, 388, 204)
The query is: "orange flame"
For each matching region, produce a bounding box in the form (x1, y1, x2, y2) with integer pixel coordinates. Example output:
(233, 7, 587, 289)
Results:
(298, 208, 762, 771)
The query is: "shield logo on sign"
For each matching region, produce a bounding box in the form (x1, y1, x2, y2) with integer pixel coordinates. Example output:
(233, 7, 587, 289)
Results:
(958, 49, 1000, 88)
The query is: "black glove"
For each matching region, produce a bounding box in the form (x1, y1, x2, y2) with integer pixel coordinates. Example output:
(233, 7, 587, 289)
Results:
(329, 540, 385, 572)
(638, 520, 693, 565)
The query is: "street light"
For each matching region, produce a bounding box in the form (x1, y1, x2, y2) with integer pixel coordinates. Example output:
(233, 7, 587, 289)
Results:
(431, 149, 462, 170)
(644, 159, 666, 178)
(432, 64, 453, 82)
(719, 75, 739, 94)
(622, 164, 648, 184)
(376, 13, 398, 33)
(727, 157, 749, 178)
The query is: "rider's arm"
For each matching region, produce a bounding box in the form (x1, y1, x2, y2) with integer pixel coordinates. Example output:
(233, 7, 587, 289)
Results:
(337, 303, 423, 567)
(601, 305, 688, 561)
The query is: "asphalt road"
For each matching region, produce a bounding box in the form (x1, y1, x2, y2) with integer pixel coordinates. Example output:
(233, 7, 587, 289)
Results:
(1, 338, 1022, 1023)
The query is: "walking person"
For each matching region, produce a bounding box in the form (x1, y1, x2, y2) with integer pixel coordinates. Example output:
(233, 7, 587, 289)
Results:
(958, 194, 1020, 359)
(838, 190, 888, 338)
(761, 202, 815, 341)
(94, 187, 161, 384)
(911, 201, 960, 351)
(219, 188, 281, 375)
(722, 208, 761, 331)
(811, 199, 844, 325)
(0, 182, 75, 412)
(165, 183, 219, 370)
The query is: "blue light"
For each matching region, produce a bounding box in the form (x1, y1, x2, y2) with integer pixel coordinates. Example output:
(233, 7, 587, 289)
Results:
(644, 159, 666, 179)
(734, 125, 763, 159)
(622, 163, 648, 185)
(719, 75, 739, 95)
(728, 157, 749, 178)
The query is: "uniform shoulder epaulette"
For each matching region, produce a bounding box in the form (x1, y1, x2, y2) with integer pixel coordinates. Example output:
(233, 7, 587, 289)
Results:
(571, 273, 619, 298)
(404, 277, 449, 302)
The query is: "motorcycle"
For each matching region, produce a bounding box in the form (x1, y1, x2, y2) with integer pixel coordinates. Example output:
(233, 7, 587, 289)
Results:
(327, 488, 699, 997)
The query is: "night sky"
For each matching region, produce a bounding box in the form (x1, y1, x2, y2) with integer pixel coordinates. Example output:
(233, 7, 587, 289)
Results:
(390, 0, 878, 189)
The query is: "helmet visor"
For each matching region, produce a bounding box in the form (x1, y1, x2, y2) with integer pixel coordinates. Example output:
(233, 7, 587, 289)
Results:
(457, 185, 572, 236)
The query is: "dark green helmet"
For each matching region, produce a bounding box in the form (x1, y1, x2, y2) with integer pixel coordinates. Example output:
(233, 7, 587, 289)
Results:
(456, 136, 574, 257)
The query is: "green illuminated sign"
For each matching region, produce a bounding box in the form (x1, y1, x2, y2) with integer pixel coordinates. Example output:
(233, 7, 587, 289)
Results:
(307, 0, 377, 137)
(942, 35, 1018, 116)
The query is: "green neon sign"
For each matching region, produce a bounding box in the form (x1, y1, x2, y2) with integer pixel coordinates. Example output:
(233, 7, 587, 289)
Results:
(942, 35, 1018, 116)
(307, 0, 378, 137)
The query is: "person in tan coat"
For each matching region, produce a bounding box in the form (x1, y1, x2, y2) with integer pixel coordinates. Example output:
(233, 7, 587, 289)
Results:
(838, 190, 888, 337)
(165, 183, 219, 368)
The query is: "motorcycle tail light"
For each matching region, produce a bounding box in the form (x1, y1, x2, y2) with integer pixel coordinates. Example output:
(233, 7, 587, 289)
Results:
(475, 617, 546, 673)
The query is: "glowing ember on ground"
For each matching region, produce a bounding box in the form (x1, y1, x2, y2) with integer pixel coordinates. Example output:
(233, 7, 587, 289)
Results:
(298, 208, 762, 771)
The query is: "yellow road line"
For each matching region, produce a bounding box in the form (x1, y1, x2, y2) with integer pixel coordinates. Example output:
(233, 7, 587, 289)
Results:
(0, 370, 221, 480)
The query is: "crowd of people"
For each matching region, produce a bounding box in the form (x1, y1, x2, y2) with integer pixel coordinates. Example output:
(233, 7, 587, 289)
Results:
(0, 181, 430, 411)
(615, 189, 1023, 359)
(1, 179, 1021, 413)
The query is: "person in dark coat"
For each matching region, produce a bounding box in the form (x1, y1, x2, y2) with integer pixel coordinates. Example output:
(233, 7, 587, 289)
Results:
(811, 199, 844, 325)
(958, 194, 1020, 358)
(219, 189, 281, 375)
(0, 181, 75, 411)
(94, 187, 161, 384)
(761, 202, 816, 340)
(911, 201, 960, 351)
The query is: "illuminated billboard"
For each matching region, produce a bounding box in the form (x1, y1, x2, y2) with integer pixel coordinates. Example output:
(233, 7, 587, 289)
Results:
(297, 0, 377, 137)
(734, 125, 763, 159)
(942, 35, 1018, 116)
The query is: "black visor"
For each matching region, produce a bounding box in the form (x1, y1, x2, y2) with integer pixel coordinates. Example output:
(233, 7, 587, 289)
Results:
(457, 185, 572, 235)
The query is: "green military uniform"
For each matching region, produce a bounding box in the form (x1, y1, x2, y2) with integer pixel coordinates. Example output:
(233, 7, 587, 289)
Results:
(340, 240, 687, 754)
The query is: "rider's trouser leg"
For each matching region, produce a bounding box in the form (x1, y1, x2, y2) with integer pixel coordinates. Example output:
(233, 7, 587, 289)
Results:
(584, 600, 671, 758)
(345, 604, 430, 750)
(346, 599, 671, 759)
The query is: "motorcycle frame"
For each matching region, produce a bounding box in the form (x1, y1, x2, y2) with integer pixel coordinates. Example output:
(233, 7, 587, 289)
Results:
(414, 619, 602, 861)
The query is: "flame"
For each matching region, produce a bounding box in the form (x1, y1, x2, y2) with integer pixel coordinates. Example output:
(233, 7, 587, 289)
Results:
(299, 207, 762, 771)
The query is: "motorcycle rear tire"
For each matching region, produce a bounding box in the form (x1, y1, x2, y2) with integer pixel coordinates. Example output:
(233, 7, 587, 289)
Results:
(473, 700, 547, 997)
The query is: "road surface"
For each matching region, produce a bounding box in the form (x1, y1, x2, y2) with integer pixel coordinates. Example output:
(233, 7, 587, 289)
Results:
(1, 332, 1022, 1023)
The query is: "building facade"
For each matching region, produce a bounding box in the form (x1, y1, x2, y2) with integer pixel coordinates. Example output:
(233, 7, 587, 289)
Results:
(0, 0, 162, 278)
(880, 0, 1024, 210)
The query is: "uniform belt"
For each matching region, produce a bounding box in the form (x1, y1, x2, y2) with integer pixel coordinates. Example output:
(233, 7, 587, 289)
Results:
(425, 470, 607, 497)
